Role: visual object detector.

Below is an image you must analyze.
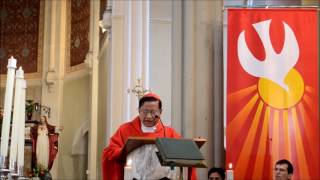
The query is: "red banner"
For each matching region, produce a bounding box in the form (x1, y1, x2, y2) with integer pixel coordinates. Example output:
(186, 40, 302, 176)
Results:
(226, 8, 319, 180)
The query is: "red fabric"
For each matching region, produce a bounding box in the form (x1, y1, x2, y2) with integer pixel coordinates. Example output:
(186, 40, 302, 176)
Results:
(226, 8, 319, 180)
(142, 92, 161, 100)
(102, 116, 197, 180)
(48, 133, 59, 170)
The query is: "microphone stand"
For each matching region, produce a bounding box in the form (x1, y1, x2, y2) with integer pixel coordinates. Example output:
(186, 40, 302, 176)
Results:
(156, 115, 166, 138)
(156, 116, 186, 179)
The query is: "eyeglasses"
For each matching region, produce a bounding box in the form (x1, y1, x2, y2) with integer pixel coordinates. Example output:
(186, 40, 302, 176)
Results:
(140, 109, 161, 116)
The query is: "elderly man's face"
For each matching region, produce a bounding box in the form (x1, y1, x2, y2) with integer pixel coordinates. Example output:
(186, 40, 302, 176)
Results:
(139, 101, 161, 127)
(274, 164, 292, 180)
(209, 172, 222, 180)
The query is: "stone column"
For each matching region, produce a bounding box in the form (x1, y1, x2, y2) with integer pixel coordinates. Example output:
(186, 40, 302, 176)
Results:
(107, 0, 150, 137)
(179, 0, 223, 177)
(41, 0, 67, 178)
(87, 0, 101, 179)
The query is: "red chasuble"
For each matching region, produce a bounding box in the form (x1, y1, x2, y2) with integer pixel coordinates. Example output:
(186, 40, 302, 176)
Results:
(102, 116, 197, 180)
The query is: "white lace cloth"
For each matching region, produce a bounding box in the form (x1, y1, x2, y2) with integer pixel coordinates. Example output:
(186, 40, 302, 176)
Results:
(124, 144, 186, 180)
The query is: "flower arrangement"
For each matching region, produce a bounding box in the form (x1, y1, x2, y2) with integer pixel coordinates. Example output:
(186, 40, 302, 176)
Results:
(26, 100, 35, 114)
(26, 99, 34, 120)
(28, 164, 52, 180)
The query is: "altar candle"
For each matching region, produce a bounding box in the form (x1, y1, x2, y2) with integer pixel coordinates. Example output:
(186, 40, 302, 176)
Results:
(0, 57, 17, 164)
(227, 163, 234, 180)
(124, 158, 133, 179)
(17, 79, 26, 173)
(9, 67, 24, 170)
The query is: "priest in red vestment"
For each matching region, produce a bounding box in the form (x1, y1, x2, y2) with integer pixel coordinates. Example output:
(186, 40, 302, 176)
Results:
(102, 92, 197, 180)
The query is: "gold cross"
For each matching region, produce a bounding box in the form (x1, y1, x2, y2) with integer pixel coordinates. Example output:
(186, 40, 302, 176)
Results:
(127, 78, 149, 99)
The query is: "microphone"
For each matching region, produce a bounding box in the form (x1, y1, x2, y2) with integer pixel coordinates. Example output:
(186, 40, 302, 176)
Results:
(155, 115, 166, 138)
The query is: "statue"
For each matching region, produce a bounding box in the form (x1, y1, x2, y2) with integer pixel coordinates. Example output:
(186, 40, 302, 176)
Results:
(30, 115, 63, 171)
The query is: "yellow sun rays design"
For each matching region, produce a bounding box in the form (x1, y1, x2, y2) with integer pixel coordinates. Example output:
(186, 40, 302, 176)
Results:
(227, 74, 318, 179)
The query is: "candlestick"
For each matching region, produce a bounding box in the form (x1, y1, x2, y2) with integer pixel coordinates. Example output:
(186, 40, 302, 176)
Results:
(0, 57, 17, 168)
(17, 80, 26, 176)
(9, 67, 24, 172)
(227, 163, 234, 180)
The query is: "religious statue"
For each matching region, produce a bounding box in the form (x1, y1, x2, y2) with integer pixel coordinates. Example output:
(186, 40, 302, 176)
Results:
(30, 115, 63, 171)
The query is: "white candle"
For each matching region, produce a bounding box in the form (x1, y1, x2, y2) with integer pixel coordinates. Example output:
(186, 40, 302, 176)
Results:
(124, 166, 133, 180)
(124, 158, 133, 179)
(227, 163, 234, 180)
(9, 67, 24, 171)
(17, 79, 26, 174)
(0, 57, 17, 166)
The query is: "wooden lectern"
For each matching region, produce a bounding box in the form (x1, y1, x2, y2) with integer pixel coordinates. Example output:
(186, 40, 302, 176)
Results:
(121, 137, 206, 179)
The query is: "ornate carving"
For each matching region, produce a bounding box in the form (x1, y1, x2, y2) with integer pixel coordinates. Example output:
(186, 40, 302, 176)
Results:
(0, 0, 43, 76)
(70, 0, 90, 67)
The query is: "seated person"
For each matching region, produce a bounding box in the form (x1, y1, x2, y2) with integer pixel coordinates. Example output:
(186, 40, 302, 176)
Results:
(274, 159, 293, 180)
(208, 167, 225, 180)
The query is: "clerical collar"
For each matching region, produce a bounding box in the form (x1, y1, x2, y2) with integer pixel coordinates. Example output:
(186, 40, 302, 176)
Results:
(140, 121, 157, 133)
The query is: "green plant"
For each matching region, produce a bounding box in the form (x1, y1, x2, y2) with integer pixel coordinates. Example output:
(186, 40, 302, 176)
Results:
(26, 100, 35, 114)
(31, 164, 50, 178)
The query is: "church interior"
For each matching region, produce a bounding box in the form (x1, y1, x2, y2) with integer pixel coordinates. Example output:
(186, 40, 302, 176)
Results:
(0, 0, 319, 179)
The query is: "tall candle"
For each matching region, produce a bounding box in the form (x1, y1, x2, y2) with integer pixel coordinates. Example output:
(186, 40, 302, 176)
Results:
(17, 79, 26, 175)
(226, 163, 234, 180)
(9, 67, 24, 171)
(0, 57, 17, 167)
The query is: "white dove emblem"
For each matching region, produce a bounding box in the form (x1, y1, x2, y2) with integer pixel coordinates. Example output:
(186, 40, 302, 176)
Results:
(237, 19, 299, 91)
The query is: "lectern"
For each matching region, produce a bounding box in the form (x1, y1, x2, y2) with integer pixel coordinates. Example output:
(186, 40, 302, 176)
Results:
(121, 137, 206, 179)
